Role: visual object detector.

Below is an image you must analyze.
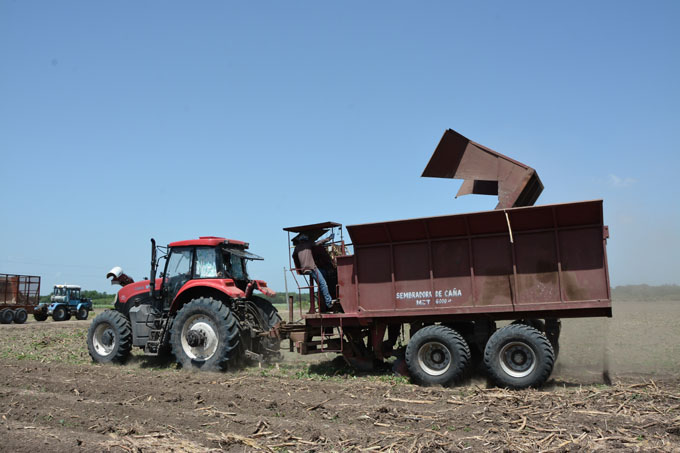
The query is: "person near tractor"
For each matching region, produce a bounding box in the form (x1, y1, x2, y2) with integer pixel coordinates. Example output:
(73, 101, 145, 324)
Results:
(292, 232, 339, 312)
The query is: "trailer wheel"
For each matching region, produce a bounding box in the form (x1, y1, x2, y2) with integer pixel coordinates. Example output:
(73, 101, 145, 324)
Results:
(511, 318, 545, 332)
(171, 297, 241, 371)
(87, 310, 132, 364)
(405, 325, 471, 386)
(512, 318, 560, 359)
(14, 308, 28, 324)
(33, 310, 48, 322)
(0, 309, 14, 324)
(484, 324, 555, 389)
(76, 307, 89, 320)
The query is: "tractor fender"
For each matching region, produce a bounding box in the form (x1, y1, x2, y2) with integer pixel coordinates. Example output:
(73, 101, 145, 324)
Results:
(76, 302, 90, 312)
(169, 279, 245, 314)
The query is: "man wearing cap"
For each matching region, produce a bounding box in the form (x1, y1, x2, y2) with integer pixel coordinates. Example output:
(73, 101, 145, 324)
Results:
(292, 233, 335, 311)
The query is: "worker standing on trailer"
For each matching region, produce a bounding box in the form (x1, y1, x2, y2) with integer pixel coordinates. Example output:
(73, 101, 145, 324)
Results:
(292, 233, 335, 311)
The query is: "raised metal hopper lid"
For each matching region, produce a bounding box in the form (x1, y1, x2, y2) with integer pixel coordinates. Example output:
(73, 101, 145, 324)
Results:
(422, 129, 543, 209)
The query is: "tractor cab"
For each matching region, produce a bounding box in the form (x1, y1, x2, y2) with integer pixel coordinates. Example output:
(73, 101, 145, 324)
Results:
(156, 238, 266, 308)
(51, 285, 80, 304)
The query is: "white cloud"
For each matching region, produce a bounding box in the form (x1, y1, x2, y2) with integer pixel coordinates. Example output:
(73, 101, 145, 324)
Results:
(608, 174, 636, 188)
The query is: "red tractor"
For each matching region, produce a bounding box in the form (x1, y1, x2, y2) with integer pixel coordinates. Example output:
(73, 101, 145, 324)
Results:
(86, 236, 280, 370)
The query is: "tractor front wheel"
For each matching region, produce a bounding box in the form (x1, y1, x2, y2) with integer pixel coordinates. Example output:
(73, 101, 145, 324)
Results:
(33, 310, 48, 322)
(171, 297, 241, 371)
(87, 310, 132, 364)
(52, 306, 67, 322)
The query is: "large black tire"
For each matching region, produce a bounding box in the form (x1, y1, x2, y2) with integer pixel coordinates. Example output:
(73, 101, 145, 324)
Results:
(171, 297, 241, 371)
(14, 308, 28, 324)
(405, 325, 471, 386)
(52, 306, 67, 322)
(87, 310, 132, 364)
(484, 324, 555, 389)
(0, 309, 14, 324)
(33, 310, 48, 322)
(250, 296, 282, 329)
(512, 318, 560, 359)
(76, 307, 89, 320)
(511, 318, 545, 332)
(249, 296, 283, 358)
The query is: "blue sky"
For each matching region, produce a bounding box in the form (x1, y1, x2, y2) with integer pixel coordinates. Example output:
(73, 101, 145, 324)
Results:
(1, 1, 678, 294)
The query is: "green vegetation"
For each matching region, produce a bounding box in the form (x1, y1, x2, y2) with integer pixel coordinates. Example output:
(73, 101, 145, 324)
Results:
(612, 284, 680, 301)
(0, 328, 90, 365)
(261, 292, 310, 309)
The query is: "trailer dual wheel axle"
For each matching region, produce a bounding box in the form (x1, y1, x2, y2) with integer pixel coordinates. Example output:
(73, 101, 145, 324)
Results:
(484, 324, 555, 389)
(405, 325, 471, 387)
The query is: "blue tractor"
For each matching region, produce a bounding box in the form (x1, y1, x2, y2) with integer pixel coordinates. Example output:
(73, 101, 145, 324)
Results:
(34, 285, 93, 322)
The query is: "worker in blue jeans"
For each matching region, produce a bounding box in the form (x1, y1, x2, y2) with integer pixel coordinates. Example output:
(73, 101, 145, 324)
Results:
(292, 233, 335, 310)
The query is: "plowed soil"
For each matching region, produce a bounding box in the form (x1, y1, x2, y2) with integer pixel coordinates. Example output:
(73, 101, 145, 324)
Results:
(1, 301, 679, 452)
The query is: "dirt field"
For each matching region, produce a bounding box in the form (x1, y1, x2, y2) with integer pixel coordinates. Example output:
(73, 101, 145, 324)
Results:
(1, 300, 679, 452)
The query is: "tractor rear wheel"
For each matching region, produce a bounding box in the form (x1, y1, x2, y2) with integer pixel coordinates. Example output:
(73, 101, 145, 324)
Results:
(76, 307, 89, 320)
(87, 310, 132, 364)
(484, 324, 555, 389)
(405, 325, 471, 386)
(14, 308, 28, 324)
(250, 296, 282, 330)
(250, 296, 282, 357)
(33, 310, 48, 322)
(0, 309, 14, 324)
(52, 306, 67, 322)
(171, 297, 241, 371)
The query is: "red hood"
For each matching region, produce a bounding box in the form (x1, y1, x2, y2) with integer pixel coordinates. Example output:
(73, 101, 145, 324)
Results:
(117, 279, 161, 303)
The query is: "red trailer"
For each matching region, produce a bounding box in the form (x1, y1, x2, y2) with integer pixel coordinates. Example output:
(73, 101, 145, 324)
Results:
(0, 273, 41, 324)
(282, 130, 611, 389)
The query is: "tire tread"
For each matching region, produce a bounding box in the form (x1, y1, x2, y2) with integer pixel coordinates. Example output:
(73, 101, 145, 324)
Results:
(484, 323, 554, 389)
(405, 325, 471, 386)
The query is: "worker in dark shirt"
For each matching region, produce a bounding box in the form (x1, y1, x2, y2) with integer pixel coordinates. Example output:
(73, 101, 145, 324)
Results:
(292, 233, 334, 311)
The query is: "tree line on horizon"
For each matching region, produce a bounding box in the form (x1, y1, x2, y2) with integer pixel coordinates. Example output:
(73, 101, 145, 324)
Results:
(38, 284, 680, 305)
(611, 284, 680, 302)
(38, 289, 309, 306)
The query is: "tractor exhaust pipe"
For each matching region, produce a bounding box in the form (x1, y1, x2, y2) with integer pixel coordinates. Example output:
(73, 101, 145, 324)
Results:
(149, 238, 158, 301)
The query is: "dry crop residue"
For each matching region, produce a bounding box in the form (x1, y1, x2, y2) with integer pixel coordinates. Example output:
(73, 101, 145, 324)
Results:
(0, 304, 679, 452)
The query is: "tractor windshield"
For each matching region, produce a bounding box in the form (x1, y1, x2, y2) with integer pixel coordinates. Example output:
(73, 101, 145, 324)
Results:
(54, 287, 66, 296)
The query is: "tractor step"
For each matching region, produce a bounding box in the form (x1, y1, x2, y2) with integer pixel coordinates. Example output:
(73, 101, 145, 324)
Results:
(144, 321, 167, 356)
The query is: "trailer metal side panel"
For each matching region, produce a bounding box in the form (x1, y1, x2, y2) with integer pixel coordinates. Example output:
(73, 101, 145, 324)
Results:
(340, 200, 611, 318)
(0, 274, 41, 313)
